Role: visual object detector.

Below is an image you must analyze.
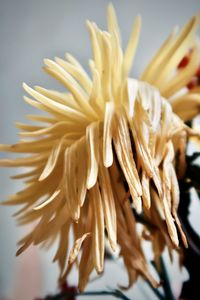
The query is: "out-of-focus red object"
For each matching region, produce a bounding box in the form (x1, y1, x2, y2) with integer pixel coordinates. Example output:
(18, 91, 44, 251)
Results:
(178, 52, 200, 90)
(178, 55, 190, 69)
(187, 76, 199, 90)
(60, 281, 77, 300)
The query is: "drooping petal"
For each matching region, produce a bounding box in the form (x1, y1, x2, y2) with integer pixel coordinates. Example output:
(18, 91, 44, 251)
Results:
(103, 102, 114, 167)
(86, 122, 99, 189)
(89, 182, 105, 273)
(99, 158, 117, 251)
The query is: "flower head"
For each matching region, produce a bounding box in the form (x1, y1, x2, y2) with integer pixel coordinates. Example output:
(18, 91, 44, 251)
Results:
(0, 4, 200, 291)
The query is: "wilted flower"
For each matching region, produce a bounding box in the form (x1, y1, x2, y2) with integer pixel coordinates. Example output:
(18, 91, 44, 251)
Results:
(0, 4, 200, 291)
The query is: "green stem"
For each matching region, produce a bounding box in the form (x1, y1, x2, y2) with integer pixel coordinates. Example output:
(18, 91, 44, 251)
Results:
(159, 257, 176, 300)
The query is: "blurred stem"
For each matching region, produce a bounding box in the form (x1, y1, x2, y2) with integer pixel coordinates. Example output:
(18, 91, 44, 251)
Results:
(145, 281, 165, 300)
(44, 289, 131, 300)
(159, 257, 175, 300)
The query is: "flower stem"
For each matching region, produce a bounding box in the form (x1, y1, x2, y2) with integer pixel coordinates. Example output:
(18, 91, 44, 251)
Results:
(159, 257, 176, 300)
(145, 281, 165, 300)
(44, 289, 131, 300)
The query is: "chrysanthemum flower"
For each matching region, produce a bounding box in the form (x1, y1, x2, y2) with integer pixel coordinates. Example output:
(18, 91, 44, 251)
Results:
(0, 4, 200, 291)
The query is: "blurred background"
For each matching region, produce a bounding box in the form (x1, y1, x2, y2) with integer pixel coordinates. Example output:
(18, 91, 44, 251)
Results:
(0, 0, 200, 299)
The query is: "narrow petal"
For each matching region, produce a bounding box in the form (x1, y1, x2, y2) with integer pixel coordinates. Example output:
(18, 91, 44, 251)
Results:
(74, 138, 87, 207)
(55, 57, 92, 95)
(0, 153, 48, 167)
(99, 159, 117, 251)
(89, 182, 105, 273)
(23, 83, 89, 123)
(170, 166, 188, 247)
(103, 102, 114, 167)
(141, 171, 151, 209)
(78, 238, 93, 292)
(113, 111, 142, 212)
(63, 145, 80, 221)
(123, 15, 141, 78)
(86, 122, 99, 189)
(35, 86, 80, 110)
(44, 59, 97, 119)
(39, 135, 68, 181)
(68, 233, 91, 265)
(107, 3, 121, 43)
(34, 190, 61, 211)
(53, 221, 71, 274)
(87, 21, 102, 75)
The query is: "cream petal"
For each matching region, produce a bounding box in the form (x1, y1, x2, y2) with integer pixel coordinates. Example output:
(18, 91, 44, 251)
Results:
(170, 166, 188, 247)
(99, 159, 117, 251)
(107, 3, 121, 43)
(76, 138, 87, 207)
(63, 145, 80, 221)
(55, 57, 92, 95)
(35, 86, 79, 109)
(86, 122, 99, 189)
(89, 182, 105, 273)
(123, 15, 141, 78)
(87, 21, 102, 76)
(39, 135, 68, 181)
(113, 111, 142, 205)
(23, 83, 89, 123)
(103, 102, 114, 167)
